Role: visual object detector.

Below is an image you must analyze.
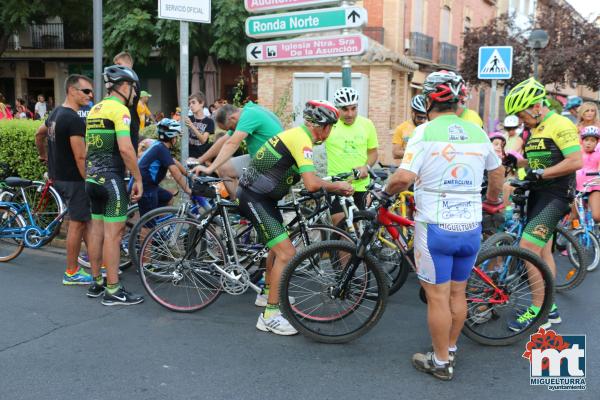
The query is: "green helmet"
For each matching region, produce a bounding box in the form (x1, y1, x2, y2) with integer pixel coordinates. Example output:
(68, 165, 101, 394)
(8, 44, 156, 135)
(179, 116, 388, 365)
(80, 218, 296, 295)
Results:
(504, 77, 546, 115)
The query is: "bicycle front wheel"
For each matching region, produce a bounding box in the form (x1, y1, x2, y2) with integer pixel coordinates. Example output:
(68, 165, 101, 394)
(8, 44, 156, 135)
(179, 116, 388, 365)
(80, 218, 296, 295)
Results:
(279, 240, 388, 344)
(566, 228, 600, 272)
(0, 206, 26, 262)
(553, 225, 587, 291)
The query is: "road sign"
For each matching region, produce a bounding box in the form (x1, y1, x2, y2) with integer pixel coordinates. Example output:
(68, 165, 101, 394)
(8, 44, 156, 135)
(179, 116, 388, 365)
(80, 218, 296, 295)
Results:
(244, 0, 340, 14)
(246, 34, 368, 63)
(478, 46, 513, 79)
(245, 6, 367, 38)
(158, 0, 211, 23)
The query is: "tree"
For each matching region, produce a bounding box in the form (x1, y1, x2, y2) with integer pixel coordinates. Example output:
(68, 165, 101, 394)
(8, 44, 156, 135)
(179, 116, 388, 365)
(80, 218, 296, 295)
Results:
(461, 5, 600, 91)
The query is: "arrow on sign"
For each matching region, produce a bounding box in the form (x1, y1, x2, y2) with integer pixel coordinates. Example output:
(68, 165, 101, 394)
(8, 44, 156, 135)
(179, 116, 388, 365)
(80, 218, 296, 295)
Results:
(347, 10, 360, 23)
(250, 46, 262, 59)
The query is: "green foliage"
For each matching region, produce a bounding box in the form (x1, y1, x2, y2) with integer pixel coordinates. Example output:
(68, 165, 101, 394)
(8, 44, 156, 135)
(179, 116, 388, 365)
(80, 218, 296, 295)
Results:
(0, 120, 46, 180)
(232, 78, 245, 108)
(274, 84, 294, 128)
(210, 0, 252, 65)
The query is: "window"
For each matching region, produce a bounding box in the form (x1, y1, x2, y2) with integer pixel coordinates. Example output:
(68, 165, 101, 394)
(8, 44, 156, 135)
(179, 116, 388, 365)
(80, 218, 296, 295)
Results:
(440, 6, 451, 43)
(464, 16, 471, 33)
(412, 0, 424, 33)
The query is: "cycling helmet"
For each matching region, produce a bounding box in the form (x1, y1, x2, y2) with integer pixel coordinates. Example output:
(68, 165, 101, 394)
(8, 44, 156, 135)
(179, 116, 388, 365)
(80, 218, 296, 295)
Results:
(581, 126, 600, 140)
(157, 118, 181, 141)
(564, 96, 583, 111)
(422, 70, 466, 103)
(333, 87, 359, 107)
(303, 100, 340, 126)
(504, 77, 546, 115)
(488, 131, 506, 143)
(103, 65, 140, 92)
(410, 94, 427, 114)
(503, 115, 520, 129)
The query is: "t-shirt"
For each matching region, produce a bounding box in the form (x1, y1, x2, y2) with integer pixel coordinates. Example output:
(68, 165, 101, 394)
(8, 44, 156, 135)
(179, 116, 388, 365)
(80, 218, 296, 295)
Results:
(400, 114, 501, 225)
(85, 96, 132, 179)
(45, 106, 87, 181)
(129, 95, 141, 154)
(460, 108, 483, 128)
(188, 114, 215, 158)
(325, 115, 379, 191)
(576, 150, 600, 192)
(392, 120, 416, 147)
(524, 111, 580, 195)
(239, 125, 315, 200)
(138, 141, 175, 189)
(78, 102, 93, 123)
(233, 101, 283, 157)
(137, 101, 152, 130)
(35, 102, 47, 119)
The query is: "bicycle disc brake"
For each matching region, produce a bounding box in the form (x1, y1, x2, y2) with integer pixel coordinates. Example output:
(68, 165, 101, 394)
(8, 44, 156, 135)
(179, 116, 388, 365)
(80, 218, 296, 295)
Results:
(220, 264, 250, 295)
(24, 227, 45, 248)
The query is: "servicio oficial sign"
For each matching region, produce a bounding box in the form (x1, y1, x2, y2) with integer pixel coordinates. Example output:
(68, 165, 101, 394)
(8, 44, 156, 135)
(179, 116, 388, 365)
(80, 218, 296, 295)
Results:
(158, 0, 211, 23)
(247, 34, 368, 63)
(244, 0, 340, 13)
(246, 6, 367, 38)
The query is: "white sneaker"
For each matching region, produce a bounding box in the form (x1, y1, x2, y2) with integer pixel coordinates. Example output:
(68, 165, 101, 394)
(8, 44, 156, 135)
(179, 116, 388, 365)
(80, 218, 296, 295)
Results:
(254, 293, 296, 307)
(256, 312, 298, 336)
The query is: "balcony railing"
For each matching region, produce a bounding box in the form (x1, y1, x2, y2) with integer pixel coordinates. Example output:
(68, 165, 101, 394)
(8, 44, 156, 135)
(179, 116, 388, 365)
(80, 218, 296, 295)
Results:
(363, 27, 384, 45)
(7, 23, 92, 50)
(439, 42, 458, 68)
(409, 32, 433, 61)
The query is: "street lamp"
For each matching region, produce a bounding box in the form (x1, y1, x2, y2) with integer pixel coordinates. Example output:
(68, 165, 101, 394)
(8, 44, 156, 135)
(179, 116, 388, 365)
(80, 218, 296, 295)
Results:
(528, 29, 549, 80)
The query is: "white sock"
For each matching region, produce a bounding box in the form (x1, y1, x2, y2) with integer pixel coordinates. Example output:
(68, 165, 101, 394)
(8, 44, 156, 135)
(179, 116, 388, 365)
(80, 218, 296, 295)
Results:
(449, 345, 457, 352)
(433, 353, 449, 366)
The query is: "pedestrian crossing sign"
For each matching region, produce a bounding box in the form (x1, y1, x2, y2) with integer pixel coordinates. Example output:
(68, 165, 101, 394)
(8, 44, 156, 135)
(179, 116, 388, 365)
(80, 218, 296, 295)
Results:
(478, 46, 513, 80)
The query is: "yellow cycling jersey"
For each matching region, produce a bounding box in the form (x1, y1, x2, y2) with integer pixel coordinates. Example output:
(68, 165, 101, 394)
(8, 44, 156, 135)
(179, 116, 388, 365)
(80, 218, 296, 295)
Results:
(459, 108, 483, 128)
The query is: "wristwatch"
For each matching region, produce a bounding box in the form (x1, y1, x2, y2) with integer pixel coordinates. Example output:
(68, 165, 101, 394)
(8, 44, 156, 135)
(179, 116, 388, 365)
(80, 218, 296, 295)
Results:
(532, 168, 545, 181)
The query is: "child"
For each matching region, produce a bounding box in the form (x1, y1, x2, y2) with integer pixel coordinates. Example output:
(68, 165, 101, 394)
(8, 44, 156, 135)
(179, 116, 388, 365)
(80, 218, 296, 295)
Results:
(575, 126, 600, 222)
(503, 115, 523, 154)
(488, 132, 507, 159)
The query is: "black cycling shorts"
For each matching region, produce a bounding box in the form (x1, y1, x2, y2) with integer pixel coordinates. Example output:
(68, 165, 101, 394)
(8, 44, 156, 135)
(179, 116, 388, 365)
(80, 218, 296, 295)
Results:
(85, 174, 129, 222)
(523, 191, 570, 247)
(237, 188, 287, 248)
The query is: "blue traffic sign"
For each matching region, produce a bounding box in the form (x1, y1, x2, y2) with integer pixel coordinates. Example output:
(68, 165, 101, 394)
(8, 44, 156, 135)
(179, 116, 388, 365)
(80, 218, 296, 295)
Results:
(478, 46, 513, 80)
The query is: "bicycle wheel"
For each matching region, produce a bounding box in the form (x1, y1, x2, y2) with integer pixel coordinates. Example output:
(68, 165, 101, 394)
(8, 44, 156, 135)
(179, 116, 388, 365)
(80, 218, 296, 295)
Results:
(16, 182, 64, 246)
(566, 228, 600, 272)
(279, 240, 388, 344)
(462, 246, 554, 346)
(0, 206, 26, 262)
(553, 225, 586, 291)
(139, 217, 224, 312)
(481, 232, 516, 249)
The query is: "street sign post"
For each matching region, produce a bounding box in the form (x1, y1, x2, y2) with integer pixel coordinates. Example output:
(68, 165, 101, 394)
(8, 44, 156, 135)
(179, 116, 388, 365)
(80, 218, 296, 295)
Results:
(158, 0, 211, 23)
(244, 0, 340, 13)
(246, 34, 368, 63)
(245, 6, 367, 38)
(478, 46, 513, 131)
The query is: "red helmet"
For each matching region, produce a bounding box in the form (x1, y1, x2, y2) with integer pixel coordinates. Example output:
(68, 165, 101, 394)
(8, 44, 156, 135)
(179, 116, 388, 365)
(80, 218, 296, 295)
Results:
(423, 70, 467, 103)
(303, 100, 340, 126)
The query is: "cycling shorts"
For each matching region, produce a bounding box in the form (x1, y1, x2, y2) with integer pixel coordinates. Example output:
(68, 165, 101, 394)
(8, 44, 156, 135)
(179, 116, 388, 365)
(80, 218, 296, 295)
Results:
(85, 174, 129, 222)
(414, 222, 482, 284)
(523, 191, 571, 247)
(237, 188, 287, 248)
(138, 187, 173, 217)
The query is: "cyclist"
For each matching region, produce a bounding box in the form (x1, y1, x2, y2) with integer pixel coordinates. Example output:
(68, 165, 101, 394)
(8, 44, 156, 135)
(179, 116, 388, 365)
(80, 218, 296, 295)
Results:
(85, 65, 144, 306)
(383, 70, 503, 380)
(456, 95, 483, 128)
(503, 115, 523, 153)
(237, 100, 354, 336)
(503, 77, 582, 331)
(564, 95, 583, 124)
(113, 52, 141, 153)
(575, 126, 600, 222)
(393, 94, 428, 159)
(191, 102, 283, 199)
(326, 87, 378, 226)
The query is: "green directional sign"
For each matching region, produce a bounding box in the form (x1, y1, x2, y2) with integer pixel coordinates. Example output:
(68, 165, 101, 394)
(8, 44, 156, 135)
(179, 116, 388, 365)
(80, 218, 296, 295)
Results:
(245, 6, 368, 39)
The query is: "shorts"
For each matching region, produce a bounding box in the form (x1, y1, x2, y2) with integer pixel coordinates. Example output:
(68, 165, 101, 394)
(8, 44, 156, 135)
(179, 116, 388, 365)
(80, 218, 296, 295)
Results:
(138, 187, 173, 217)
(414, 222, 482, 284)
(237, 188, 287, 248)
(85, 174, 129, 222)
(330, 191, 368, 214)
(54, 180, 91, 222)
(230, 154, 251, 177)
(523, 191, 571, 247)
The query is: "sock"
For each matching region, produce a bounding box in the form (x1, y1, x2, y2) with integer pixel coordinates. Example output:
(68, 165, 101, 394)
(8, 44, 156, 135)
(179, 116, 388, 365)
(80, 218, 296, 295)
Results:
(448, 345, 457, 352)
(551, 303, 557, 312)
(94, 275, 103, 285)
(529, 305, 541, 315)
(66, 266, 79, 275)
(262, 284, 270, 296)
(433, 353, 449, 366)
(106, 283, 121, 295)
(263, 304, 279, 319)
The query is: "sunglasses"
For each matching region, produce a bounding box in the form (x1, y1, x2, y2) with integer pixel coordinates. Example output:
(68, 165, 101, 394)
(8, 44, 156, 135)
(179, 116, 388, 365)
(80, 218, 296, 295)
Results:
(414, 115, 427, 121)
(77, 88, 93, 95)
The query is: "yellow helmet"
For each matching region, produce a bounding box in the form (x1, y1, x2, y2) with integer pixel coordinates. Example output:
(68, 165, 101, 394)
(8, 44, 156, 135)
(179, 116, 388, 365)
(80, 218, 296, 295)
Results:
(504, 77, 546, 115)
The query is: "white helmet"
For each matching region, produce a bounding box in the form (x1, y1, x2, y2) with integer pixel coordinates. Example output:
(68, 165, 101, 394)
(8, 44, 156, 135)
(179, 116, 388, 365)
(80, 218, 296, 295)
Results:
(503, 115, 519, 129)
(333, 87, 359, 107)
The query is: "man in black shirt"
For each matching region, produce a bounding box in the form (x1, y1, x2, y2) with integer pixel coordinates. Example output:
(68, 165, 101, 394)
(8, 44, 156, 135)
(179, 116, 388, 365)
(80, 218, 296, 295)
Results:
(35, 74, 94, 285)
(114, 52, 141, 153)
(186, 92, 215, 159)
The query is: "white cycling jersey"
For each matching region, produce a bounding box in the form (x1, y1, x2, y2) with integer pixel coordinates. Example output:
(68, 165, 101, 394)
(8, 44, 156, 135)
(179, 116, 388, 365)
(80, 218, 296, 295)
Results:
(399, 114, 501, 226)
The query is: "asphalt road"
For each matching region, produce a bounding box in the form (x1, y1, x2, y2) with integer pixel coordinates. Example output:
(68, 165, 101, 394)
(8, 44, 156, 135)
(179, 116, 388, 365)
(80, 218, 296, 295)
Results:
(0, 247, 597, 400)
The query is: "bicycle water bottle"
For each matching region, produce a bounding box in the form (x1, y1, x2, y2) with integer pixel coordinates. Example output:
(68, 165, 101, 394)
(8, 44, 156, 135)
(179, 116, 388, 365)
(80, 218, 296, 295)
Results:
(503, 206, 514, 229)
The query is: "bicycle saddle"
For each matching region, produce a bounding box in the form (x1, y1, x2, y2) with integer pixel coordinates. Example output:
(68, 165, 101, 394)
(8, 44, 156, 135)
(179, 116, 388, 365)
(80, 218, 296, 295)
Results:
(193, 176, 224, 184)
(509, 179, 532, 190)
(4, 177, 33, 188)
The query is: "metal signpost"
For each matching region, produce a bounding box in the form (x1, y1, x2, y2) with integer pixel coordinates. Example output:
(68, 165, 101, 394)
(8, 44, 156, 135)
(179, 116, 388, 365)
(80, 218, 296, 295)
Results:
(93, 0, 103, 103)
(158, 0, 211, 164)
(478, 46, 513, 131)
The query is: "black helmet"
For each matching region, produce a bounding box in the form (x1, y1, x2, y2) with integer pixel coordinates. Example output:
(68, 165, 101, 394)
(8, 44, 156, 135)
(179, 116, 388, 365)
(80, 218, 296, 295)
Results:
(103, 65, 140, 92)
(303, 100, 340, 126)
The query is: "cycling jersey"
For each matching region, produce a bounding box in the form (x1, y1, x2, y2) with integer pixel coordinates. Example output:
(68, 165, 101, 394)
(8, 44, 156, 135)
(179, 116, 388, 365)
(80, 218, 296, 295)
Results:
(524, 111, 580, 195)
(392, 120, 416, 148)
(400, 114, 501, 225)
(85, 96, 131, 178)
(459, 108, 483, 128)
(239, 125, 315, 200)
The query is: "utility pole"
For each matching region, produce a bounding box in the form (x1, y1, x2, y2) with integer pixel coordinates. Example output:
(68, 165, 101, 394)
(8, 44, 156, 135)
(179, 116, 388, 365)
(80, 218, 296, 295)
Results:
(93, 0, 103, 103)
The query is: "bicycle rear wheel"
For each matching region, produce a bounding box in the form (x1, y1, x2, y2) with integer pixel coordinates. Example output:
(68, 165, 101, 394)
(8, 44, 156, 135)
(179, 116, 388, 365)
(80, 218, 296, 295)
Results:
(0, 206, 26, 262)
(139, 217, 224, 312)
(566, 228, 600, 272)
(279, 240, 388, 344)
(16, 182, 64, 246)
(462, 246, 554, 346)
(553, 225, 586, 291)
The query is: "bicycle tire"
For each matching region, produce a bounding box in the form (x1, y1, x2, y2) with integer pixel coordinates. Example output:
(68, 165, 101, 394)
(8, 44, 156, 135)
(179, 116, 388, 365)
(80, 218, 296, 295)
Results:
(139, 217, 224, 312)
(0, 206, 26, 262)
(279, 240, 388, 344)
(566, 228, 600, 272)
(18, 182, 65, 246)
(553, 225, 586, 292)
(462, 245, 554, 346)
(481, 232, 516, 249)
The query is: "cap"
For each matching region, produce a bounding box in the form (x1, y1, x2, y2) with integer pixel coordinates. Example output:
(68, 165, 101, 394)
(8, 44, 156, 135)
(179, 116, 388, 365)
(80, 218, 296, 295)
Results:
(140, 90, 152, 98)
